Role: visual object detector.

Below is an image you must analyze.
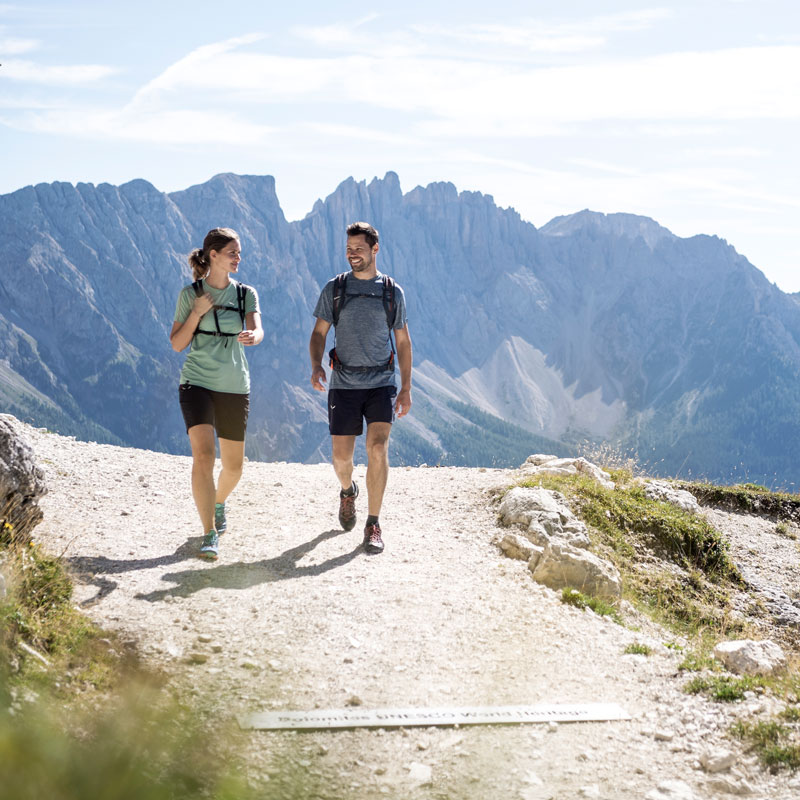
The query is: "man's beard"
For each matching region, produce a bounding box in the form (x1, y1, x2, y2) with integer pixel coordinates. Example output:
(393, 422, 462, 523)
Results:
(350, 257, 372, 272)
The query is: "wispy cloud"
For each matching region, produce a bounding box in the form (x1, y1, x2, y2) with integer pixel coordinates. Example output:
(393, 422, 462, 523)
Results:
(121, 35, 800, 142)
(412, 8, 673, 54)
(2, 58, 117, 84)
(0, 36, 37, 54)
(293, 14, 379, 46)
(12, 106, 274, 145)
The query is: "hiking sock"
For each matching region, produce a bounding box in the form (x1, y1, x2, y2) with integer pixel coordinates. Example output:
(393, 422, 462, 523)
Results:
(366, 515, 379, 527)
(341, 483, 356, 497)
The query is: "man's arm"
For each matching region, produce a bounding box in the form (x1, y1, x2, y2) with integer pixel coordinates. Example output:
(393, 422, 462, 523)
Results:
(309, 317, 332, 391)
(394, 325, 412, 417)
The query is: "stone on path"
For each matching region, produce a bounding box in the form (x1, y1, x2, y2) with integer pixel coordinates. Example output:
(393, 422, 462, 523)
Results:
(700, 748, 737, 774)
(645, 779, 700, 800)
(406, 762, 432, 785)
(713, 639, 786, 676)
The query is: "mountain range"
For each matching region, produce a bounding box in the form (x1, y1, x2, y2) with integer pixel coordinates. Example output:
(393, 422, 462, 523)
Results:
(2, 171, 799, 486)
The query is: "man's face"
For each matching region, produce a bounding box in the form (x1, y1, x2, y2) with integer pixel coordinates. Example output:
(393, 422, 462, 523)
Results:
(346, 234, 377, 273)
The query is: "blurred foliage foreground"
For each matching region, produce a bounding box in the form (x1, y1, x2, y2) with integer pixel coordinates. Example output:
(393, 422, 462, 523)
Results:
(0, 527, 256, 800)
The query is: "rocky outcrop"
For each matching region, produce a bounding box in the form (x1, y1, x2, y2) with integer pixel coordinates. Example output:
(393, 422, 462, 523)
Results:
(519, 455, 615, 490)
(643, 481, 700, 514)
(0, 415, 47, 545)
(530, 540, 621, 600)
(497, 459, 621, 600)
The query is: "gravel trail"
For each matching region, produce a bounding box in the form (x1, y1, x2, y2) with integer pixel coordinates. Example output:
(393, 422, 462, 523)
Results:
(12, 418, 800, 800)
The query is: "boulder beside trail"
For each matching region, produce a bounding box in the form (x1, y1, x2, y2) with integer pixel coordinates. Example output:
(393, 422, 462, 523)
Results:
(0, 415, 48, 546)
(712, 639, 786, 676)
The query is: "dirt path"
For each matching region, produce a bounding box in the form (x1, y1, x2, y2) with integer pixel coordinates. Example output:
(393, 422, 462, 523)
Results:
(13, 418, 800, 800)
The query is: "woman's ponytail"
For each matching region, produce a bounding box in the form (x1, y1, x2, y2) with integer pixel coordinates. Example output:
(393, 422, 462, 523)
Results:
(188, 248, 208, 281)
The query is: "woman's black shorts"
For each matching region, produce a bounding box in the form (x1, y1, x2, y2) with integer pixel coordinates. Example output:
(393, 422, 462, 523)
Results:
(179, 383, 250, 441)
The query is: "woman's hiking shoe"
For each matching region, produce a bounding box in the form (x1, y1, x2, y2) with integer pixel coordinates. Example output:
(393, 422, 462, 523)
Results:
(363, 522, 384, 555)
(338, 482, 359, 531)
(214, 502, 227, 534)
(200, 530, 219, 560)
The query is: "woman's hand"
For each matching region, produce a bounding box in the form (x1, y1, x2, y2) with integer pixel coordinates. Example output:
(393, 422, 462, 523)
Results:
(238, 329, 257, 346)
(193, 292, 214, 317)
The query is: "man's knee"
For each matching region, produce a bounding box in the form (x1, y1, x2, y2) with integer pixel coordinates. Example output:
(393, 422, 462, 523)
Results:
(366, 435, 390, 462)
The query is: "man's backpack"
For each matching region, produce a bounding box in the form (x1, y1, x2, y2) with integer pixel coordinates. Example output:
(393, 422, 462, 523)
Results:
(329, 272, 397, 373)
(191, 279, 248, 345)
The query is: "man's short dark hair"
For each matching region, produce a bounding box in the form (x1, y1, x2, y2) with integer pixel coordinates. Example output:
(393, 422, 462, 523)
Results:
(346, 221, 379, 248)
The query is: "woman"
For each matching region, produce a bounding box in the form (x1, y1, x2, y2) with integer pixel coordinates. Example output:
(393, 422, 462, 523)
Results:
(170, 227, 263, 560)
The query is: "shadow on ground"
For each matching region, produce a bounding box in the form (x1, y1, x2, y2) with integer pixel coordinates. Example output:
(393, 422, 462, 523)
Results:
(133, 529, 362, 602)
(67, 539, 198, 606)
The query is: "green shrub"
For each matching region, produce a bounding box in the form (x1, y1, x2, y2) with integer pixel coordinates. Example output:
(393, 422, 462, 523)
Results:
(623, 643, 652, 656)
(560, 588, 621, 623)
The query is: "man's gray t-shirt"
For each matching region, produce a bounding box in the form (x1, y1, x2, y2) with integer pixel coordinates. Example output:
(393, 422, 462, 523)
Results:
(314, 272, 407, 390)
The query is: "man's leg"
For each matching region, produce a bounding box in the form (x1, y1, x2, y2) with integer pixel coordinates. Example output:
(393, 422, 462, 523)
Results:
(332, 434, 357, 491)
(187, 424, 217, 533)
(365, 421, 392, 517)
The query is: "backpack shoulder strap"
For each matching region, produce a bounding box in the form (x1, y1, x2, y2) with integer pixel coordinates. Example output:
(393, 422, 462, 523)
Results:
(381, 275, 396, 330)
(233, 280, 247, 327)
(331, 272, 349, 327)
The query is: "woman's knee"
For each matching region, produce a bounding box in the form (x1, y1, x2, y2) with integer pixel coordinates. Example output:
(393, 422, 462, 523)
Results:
(221, 457, 244, 477)
(192, 448, 216, 474)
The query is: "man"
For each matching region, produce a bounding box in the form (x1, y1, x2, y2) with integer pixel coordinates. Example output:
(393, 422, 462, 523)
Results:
(309, 221, 412, 554)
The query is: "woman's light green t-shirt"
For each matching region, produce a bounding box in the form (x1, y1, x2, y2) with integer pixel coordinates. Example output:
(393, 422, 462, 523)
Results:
(174, 280, 260, 394)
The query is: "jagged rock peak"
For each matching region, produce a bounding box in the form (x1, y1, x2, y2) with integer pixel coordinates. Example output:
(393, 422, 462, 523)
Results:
(171, 172, 278, 198)
(540, 209, 674, 248)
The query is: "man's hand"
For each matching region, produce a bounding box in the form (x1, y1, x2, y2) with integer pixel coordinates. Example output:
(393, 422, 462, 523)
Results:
(311, 365, 327, 391)
(395, 387, 412, 417)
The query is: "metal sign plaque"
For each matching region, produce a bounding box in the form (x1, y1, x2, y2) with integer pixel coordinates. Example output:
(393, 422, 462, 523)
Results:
(238, 702, 630, 731)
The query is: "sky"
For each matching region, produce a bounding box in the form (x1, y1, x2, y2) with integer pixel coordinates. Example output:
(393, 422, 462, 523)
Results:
(1, 0, 799, 290)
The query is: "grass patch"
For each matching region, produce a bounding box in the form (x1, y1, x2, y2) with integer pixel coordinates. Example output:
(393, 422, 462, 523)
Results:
(560, 587, 622, 623)
(776, 520, 797, 539)
(678, 651, 716, 672)
(678, 481, 800, 523)
(731, 720, 800, 770)
(519, 472, 742, 637)
(623, 642, 652, 656)
(781, 706, 800, 723)
(684, 674, 768, 702)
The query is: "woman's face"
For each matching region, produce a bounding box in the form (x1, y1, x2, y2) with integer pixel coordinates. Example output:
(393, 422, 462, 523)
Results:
(211, 239, 241, 273)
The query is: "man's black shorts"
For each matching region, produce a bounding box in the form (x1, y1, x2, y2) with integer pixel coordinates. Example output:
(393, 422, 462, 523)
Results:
(328, 386, 396, 436)
(179, 383, 250, 441)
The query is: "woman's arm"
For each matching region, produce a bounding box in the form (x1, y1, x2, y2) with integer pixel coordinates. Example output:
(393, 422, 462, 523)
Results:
(170, 292, 214, 352)
(238, 312, 263, 346)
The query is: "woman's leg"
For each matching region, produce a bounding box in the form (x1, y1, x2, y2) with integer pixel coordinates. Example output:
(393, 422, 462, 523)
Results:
(188, 424, 217, 532)
(216, 437, 245, 503)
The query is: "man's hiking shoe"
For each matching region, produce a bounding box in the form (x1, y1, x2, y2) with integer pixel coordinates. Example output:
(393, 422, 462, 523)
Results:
(363, 522, 384, 555)
(338, 481, 359, 531)
(199, 530, 219, 560)
(214, 502, 227, 534)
